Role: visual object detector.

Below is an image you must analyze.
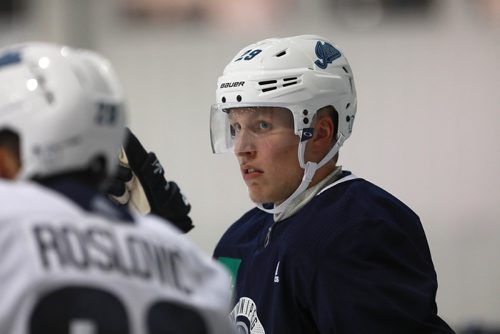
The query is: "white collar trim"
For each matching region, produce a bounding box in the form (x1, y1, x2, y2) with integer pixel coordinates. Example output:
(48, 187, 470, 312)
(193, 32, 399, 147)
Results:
(316, 173, 359, 196)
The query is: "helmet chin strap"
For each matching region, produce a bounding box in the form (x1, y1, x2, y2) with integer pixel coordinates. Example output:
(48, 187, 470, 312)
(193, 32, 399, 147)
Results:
(256, 133, 345, 214)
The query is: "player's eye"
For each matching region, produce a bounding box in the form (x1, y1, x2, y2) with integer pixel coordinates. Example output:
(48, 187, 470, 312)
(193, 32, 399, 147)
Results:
(258, 121, 271, 131)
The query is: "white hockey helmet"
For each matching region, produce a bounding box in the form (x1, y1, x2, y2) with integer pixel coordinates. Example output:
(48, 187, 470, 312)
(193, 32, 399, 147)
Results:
(0, 42, 126, 180)
(210, 35, 357, 213)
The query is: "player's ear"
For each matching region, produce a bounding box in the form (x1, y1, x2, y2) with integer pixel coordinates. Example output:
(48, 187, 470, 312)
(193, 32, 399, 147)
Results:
(312, 112, 335, 149)
(0, 147, 20, 180)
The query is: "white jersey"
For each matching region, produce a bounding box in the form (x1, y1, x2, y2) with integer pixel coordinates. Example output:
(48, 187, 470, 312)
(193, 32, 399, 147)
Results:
(0, 180, 235, 334)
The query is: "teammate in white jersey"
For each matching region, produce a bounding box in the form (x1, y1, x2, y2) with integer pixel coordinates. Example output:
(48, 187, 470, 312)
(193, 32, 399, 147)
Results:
(0, 42, 234, 334)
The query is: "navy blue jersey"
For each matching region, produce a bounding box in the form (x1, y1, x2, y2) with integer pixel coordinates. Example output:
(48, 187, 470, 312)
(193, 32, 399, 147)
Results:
(214, 172, 454, 334)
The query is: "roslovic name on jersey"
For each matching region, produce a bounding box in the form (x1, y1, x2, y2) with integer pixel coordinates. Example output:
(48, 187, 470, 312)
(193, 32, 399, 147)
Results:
(32, 222, 192, 292)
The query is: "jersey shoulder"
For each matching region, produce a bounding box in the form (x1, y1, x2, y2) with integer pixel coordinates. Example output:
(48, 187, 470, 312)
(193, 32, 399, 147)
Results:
(315, 175, 419, 221)
(0, 180, 82, 219)
(284, 175, 423, 255)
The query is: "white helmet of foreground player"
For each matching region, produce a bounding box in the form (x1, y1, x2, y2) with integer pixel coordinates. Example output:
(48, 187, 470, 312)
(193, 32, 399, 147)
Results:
(0, 42, 126, 180)
(210, 34, 357, 213)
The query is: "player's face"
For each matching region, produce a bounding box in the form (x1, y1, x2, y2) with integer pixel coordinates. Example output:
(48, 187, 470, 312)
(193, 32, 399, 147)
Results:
(229, 107, 303, 204)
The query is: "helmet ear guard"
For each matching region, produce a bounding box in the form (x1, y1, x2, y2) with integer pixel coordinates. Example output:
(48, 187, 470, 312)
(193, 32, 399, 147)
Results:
(210, 35, 357, 214)
(0, 42, 127, 181)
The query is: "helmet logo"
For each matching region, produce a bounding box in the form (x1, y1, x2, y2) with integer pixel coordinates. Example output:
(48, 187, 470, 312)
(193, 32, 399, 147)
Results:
(0, 51, 21, 68)
(300, 128, 314, 142)
(220, 81, 245, 89)
(314, 41, 341, 69)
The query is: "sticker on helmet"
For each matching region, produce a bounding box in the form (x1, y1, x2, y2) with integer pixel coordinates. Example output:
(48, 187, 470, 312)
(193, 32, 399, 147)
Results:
(235, 49, 262, 62)
(220, 81, 245, 89)
(314, 41, 341, 69)
(96, 103, 119, 125)
(0, 51, 21, 68)
(300, 128, 314, 142)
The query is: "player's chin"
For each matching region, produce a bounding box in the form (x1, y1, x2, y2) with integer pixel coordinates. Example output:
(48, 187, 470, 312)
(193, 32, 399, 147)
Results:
(248, 189, 271, 205)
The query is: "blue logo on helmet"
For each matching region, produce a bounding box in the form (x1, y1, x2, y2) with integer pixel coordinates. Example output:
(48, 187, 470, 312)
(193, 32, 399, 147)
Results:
(314, 41, 341, 69)
(0, 51, 21, 68)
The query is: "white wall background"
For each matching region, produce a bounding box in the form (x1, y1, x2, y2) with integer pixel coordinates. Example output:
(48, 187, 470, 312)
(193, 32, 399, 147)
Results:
(2, 0, 499, 329)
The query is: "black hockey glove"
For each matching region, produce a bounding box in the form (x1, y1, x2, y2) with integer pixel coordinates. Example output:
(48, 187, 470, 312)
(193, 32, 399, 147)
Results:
(108, 164, 134, 204)
(108, 128, 194, 233)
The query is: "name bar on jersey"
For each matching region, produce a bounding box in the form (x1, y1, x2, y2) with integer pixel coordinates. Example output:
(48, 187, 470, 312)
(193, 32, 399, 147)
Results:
(32, 223, 192, 293)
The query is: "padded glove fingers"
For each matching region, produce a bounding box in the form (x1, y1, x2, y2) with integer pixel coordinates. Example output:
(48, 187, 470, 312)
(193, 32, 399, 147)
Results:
(110, 128, 194, 233)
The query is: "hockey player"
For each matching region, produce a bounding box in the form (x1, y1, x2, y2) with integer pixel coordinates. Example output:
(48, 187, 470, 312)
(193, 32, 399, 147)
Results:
(0, 42, 234, 334)
(210, 35, 455, 333)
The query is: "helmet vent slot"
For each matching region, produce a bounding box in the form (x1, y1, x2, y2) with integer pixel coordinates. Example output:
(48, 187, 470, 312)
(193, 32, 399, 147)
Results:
(283, 76, 298, 88)
(258, 76, 300, 93)
(259, 80, 278, 92)
(342, 66, 349, 73)
(262, 87, 277, 92)
(275, 50, 287, 57)
(259, 80, 278, 85)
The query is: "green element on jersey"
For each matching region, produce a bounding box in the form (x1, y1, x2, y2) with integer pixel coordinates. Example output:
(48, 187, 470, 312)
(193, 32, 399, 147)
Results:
(218, 257, 241, 291)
